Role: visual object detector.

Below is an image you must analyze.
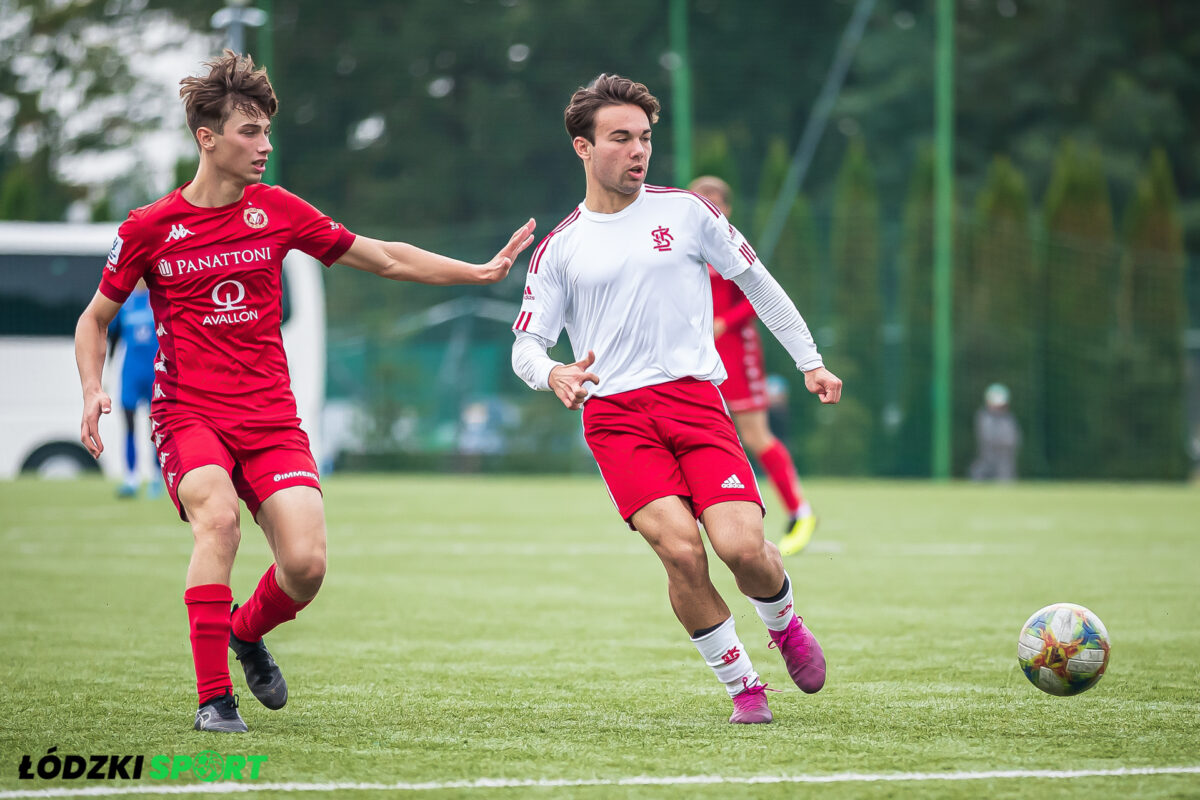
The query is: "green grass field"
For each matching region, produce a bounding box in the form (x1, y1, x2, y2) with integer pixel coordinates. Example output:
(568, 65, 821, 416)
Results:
(1, 475, 1198, 799)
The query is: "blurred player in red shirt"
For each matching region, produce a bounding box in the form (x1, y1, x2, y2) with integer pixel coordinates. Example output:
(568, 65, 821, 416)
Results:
(689, 176, 817, 556)
(75, 51, 535, 732)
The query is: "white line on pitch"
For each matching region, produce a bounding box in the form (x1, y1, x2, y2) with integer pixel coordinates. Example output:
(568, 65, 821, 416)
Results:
(2, 765, 1199, 797)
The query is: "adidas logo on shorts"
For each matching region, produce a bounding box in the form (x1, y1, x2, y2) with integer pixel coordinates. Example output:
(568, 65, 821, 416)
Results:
(721, 474, 745, 489)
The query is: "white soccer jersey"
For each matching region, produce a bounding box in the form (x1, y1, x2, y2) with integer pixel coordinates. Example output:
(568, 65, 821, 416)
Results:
(512, 185, 761, 397)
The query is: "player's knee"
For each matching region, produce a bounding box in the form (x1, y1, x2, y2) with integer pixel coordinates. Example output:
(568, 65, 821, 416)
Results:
(297, 552, 327, 592)
(658, 539, 709, 581)
(193, 529, 240, 563)
(743, 430, 775, 455)
(281, 549, 326, 597)
(718, 535, 771, 575)
(191, 506, 241, 551)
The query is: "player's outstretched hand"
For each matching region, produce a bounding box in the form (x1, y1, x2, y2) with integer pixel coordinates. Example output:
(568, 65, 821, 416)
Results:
(80, 388, 112, 457)
(804, 366, 843, 404)
(549, 350, 601, 410)
(479, 218, 536, 283)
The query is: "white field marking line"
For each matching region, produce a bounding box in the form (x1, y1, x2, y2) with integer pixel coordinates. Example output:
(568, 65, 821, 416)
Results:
(3, 766, 1199, 797)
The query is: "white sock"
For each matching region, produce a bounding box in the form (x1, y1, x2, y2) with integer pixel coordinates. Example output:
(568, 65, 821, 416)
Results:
(747, 573, 796, 632)
(690, 617, 759, 697)
(794, 502, 813, 519)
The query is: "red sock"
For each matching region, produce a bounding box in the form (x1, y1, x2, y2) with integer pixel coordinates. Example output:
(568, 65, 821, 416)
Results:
(184, 584, 234, 705)
(760, 440, 804, 516)
(231, 563, 310, 643)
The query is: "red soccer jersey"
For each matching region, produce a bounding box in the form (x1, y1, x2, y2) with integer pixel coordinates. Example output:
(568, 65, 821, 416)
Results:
(708, 263, 757, 342)
(98, 183, 355, 424)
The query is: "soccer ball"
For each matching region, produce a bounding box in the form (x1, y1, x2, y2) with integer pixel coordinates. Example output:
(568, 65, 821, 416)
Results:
(1017, 603, 1110, 696)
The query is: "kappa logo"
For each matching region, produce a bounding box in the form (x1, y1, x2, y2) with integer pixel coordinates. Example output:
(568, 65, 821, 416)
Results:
(158, 451, 170, 467)
(153, 384, 165, 399)
(243, 207, 268, 229)
(721, 474, 745, 489)
(155, 322, 166, 337)
(154, 432, 164, 447)
(775, 602, 794, 619)
(651, 225, 673, 252)
(167, 471, 177, 487)
(164, 224, 194, 243)
(154, 357, 166, 373)
(720, 646, 741, 665)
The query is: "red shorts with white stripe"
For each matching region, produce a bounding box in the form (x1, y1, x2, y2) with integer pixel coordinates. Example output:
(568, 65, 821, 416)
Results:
(715, 325, 768, 413)
(152, 409, 321, 521)
(581, 377, 764, 525)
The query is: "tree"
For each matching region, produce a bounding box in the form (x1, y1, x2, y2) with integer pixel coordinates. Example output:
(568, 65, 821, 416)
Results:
(895, 144, 934, 476)
(1042, 139, 1116, 478)
(692, 130, 741, 204)
(807, 138, 882, 475)
(131, 0, 1199, 472)
(1112, 148, 1188, 479)
(752, 138, 822, 468)
(959, 155, 1041, 477)
(0, 0, 214, 221)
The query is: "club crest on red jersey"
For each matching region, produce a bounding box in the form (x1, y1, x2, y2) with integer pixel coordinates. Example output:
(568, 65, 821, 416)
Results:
(243, 207, 268, 229)
(651, 225, 673, 252)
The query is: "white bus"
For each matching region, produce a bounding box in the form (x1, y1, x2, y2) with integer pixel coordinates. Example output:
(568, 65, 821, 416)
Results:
(0, 222, 326, 480)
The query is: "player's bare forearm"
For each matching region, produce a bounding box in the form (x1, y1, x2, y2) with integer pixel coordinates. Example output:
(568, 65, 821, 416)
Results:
(75, 292, 119, 395)
(76, 318, 107, 393)
(384, 241, 496, 284)
(340, 238, 475, 283)
(342, 220, 535, 285)
(75, 293, 119, 457)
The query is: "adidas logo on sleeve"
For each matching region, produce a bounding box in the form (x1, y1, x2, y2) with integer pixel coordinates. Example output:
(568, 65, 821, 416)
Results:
(721, 474, 745, 489)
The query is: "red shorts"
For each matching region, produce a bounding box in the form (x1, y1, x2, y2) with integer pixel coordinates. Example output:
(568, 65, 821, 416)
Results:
(716, 325, 767, 413)
(581, 377, 764, 525)
(151, 410, 321, 521)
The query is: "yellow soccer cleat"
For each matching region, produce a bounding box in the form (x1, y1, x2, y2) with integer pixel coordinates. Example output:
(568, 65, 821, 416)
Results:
(779, 514, 817, 556)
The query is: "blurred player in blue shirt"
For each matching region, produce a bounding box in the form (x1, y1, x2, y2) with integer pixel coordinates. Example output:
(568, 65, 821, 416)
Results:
(108, 279, 161, 497)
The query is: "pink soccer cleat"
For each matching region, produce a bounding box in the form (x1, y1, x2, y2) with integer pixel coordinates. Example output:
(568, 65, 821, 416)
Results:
(728, 678, 774, 724)
(768, 616, 826, 693)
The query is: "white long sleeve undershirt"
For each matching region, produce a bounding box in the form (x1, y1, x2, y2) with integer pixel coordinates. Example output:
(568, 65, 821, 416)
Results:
(511, 330, 559, 391)
(731, 261, 823, 372)
(510, 261, 823, 392)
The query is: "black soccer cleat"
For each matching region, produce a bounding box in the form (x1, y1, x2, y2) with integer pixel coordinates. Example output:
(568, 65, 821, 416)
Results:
(229, 604, 288, 710)
(194, 693, 248, 733)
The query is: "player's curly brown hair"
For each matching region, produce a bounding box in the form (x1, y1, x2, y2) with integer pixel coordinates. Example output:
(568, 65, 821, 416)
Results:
(179, 50, 278, 143)
(564, 74, 660, 143)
